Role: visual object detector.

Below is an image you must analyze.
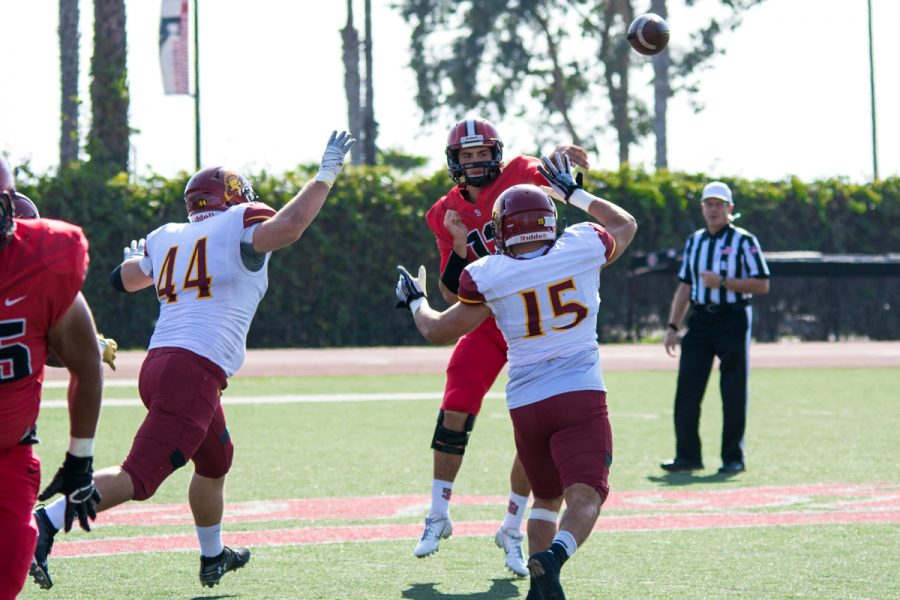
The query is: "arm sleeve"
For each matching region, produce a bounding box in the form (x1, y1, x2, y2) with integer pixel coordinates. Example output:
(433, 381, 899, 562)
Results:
(741, 234, 771, 278)
(677, 237, 693, 283)
(243, 202, 277, 227)
(457, 269, 486, 304)
(585, 222, 616, 262)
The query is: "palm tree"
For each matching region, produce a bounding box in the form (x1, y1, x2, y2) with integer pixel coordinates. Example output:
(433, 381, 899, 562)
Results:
(59, 0, 80, 168)
(87, 0, 130, 173)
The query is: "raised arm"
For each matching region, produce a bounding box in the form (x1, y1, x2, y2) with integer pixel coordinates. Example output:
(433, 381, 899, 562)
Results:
(539, 153, 637, 265)
(251, 131, 355, 253)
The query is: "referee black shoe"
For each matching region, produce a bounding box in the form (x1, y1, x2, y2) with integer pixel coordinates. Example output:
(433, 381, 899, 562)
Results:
(660, 458, 704, 472)
(718, 461, 746, 474)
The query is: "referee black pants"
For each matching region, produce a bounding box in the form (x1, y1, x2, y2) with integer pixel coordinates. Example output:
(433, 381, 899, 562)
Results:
(673, 307, 751, 466)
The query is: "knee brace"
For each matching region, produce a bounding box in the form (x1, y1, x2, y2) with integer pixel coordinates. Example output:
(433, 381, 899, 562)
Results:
(430, 410, 476, 456)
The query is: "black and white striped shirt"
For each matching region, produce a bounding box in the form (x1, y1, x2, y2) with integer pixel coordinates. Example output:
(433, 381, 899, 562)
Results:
(678, 224, 770, 305)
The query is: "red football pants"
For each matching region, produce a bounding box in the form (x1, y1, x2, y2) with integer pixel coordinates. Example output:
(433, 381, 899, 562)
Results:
(441, 317, 507, 414)
(0, 444, 40, 600)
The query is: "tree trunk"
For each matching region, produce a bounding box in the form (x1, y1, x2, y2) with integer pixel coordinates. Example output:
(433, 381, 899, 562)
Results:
(599, 1, 635, 165)
(651, 0, 669, 169)
(342, 0, 363, 166)
(59, 0, 80, 168)
(88, 0, 129, 173)
(362, 0, 378, 166)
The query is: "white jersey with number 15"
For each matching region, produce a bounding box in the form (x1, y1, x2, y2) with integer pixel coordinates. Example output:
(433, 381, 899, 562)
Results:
(458, 222, 615, 407)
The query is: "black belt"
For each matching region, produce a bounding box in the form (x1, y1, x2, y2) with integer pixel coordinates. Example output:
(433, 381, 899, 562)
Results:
(691, 302, 747, 315)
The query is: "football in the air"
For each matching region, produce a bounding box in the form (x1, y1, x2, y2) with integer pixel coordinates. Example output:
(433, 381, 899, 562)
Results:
(627, 13, 670, 56)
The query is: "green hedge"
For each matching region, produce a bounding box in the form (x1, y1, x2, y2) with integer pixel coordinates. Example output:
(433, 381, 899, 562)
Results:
(18, 165, 899, 347)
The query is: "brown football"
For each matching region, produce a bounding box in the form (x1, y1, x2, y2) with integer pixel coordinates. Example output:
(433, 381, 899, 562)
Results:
(627, 13, 670, 56)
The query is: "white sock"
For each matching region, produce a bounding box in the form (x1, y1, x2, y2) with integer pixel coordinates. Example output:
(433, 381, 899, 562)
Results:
(429, 479, 453, 518)
(552, 530, 578, 558)
(44, 499, 67, 531)
(196, 523, 224, 558)
(501, 492, 530, 532)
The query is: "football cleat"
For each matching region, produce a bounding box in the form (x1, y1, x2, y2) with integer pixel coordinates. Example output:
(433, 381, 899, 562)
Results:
(528, 549, 566, 600)
(413, 515, 453, 558)
(494, 526, 528, 577)
(199, 546, 251, 587)
(30, 507, 58, 589)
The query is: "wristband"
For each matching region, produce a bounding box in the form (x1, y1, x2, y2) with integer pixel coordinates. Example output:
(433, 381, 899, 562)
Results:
(568, 188, 594, 213)
(668, 323, 679, 332)
(440, 252, 468, 295)
(69, 437, 95, 458)
(409, 297, 425, 314)
(313, 173, 335, 187)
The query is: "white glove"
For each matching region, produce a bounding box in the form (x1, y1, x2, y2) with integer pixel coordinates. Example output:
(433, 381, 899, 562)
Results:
(123, 238, 145, 262)
(315, 130, 356, 186)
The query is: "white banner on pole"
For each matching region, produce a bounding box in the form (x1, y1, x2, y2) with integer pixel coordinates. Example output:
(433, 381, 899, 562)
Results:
(159, 0, 189, 95)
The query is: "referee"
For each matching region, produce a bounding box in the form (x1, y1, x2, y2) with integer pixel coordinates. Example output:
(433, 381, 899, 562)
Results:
(661, 181, 770, 475)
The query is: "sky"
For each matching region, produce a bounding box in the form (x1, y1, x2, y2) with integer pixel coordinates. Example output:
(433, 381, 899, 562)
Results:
(2, 1, 898, 185)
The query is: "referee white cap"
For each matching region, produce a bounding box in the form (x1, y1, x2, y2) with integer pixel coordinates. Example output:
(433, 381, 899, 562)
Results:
(701, 181, 733, 204)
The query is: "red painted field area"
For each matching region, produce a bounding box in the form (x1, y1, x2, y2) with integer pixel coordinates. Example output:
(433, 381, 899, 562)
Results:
(51, 483, 899, 558)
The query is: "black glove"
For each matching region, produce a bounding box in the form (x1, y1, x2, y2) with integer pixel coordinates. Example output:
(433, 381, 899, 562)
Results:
(538, 152, 584, 201)
(395, 265, 426, 310)
(38, 452, 102, 532)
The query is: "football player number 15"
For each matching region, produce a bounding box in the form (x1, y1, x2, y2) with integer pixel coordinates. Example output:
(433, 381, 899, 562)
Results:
(157, 237, 213, 303)
(518, 278, 588, 338)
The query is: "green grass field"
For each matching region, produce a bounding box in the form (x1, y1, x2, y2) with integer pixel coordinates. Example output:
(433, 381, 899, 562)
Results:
(20, 367, 900, 599)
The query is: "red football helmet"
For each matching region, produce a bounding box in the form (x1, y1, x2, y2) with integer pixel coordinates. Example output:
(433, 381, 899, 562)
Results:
(184, 166, 257, 220)
(1, 157, 17, 247)
(491, 184, 558, 256)
(446, 118, 504, 186)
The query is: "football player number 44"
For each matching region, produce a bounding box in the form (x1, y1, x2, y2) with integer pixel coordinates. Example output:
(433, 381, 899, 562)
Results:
(518, 278, 588, 338)
(157, 237, 213, 303)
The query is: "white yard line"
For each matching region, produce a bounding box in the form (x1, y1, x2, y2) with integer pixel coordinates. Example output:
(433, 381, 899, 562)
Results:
(40, 391, 506, 409)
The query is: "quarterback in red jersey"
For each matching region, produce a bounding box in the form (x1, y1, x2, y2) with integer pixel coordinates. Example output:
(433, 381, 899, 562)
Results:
(0, 157, 103, 599)
(414, 118, 589, 576)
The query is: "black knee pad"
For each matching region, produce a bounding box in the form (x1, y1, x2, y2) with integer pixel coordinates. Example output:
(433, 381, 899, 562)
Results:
(431, 410, 476, 456)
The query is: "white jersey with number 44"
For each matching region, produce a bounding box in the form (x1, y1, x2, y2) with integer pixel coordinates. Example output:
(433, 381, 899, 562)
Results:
(139, 203, 275, 376)
(458, 221, 616, 408)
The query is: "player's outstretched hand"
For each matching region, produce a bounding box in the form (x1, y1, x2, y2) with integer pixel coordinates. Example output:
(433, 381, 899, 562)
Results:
(123, 238, 145, 263)
(538, 152, 584, 202)
(38, 453, 102, 533)
(315, 130, 356, 186)
(395, 265, 426, 311)
(552, 144, 590, 170)
(97, 334, 118, 371)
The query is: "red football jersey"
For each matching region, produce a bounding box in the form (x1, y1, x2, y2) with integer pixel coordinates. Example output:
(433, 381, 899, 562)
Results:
(0, 218, 89, 449)
(425, 155, 547, 270)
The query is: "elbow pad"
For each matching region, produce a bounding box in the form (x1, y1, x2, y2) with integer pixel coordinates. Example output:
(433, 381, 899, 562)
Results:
(440, 252, 468, 295)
